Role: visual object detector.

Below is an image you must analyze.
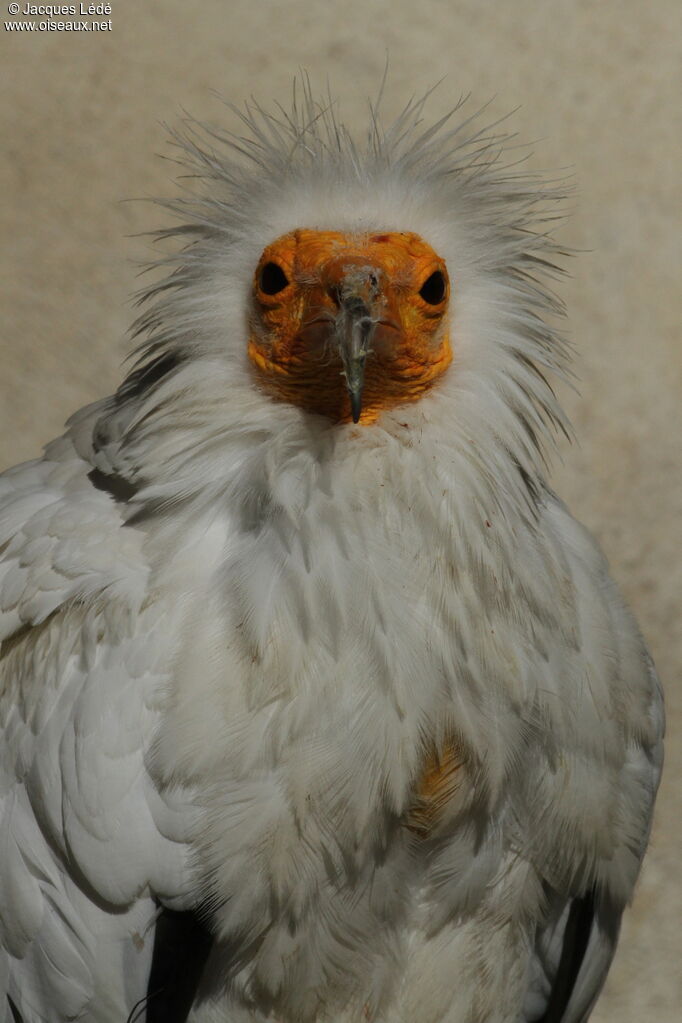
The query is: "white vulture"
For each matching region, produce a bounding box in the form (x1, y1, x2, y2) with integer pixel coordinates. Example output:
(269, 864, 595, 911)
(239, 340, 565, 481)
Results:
(0, 84, 663, 1023)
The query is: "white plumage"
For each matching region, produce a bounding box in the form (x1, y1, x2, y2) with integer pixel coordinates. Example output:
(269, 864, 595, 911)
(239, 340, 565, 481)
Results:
(0, 85, 663, 1022)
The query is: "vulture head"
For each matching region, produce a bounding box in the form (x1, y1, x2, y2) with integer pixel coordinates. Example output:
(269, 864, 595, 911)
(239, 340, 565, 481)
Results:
(97, 82, 571, 526)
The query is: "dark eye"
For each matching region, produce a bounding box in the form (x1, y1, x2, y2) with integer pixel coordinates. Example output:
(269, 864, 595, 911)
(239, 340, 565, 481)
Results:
(419, 270, 446, 305)
(259, 262, 289, 295)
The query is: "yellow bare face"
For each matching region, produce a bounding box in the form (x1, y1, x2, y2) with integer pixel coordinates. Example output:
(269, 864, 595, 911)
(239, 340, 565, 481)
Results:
(248, 229, 452, 424)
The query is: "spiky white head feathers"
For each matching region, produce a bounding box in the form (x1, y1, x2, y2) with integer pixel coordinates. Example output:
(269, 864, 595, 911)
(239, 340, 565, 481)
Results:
(90, 82, 573, 526)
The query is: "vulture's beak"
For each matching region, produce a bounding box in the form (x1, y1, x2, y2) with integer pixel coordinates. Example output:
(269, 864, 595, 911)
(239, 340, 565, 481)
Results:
(332, 267, 382, 424)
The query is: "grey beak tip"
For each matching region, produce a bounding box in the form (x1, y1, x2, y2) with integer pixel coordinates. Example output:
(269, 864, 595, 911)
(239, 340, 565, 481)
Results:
(350, 391, 362, 423)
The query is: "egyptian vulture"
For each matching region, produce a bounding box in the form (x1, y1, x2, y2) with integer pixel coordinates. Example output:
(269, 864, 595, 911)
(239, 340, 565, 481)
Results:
(0, 85, 663, 1023)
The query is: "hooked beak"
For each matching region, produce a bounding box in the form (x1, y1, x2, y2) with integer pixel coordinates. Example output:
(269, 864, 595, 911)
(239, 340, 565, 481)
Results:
(333, 269, 381, 423)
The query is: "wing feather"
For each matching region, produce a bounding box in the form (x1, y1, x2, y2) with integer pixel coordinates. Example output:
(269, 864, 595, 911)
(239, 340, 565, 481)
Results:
(0, 435, 194, 1021)
(520, 500, 664, 1023)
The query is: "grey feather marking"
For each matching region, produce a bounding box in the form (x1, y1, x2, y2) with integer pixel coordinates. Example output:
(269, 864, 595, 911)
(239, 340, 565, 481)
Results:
(538, 890, 595, 1023)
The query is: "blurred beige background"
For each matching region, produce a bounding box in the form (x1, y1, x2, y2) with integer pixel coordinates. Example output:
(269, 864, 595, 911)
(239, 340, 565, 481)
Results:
(1, 1, 679, 1018)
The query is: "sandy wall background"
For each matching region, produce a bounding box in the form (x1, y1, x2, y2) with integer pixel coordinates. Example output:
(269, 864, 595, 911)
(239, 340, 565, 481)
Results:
(1, 1, 679, 1018)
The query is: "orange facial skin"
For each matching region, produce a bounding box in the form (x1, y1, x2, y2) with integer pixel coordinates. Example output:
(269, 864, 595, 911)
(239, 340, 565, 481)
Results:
(248, 229, 452, 425)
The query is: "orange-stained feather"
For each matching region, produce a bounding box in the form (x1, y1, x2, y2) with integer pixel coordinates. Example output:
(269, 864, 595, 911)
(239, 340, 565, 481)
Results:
(405, 739, 465, 839)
